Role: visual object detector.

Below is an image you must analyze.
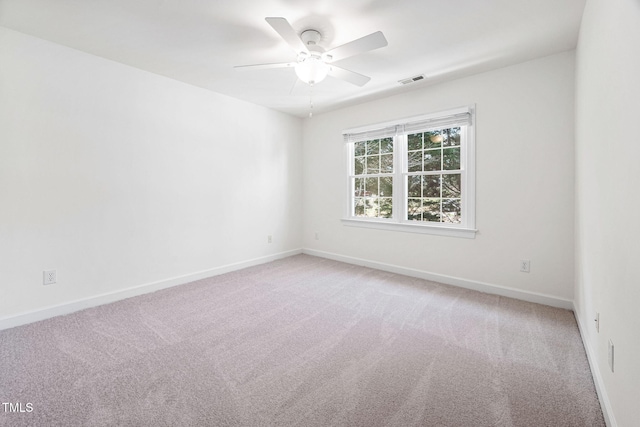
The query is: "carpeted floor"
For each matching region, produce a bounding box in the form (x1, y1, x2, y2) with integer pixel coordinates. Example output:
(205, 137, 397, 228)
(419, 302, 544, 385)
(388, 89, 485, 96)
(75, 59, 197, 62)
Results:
(0, 254, 604, 426)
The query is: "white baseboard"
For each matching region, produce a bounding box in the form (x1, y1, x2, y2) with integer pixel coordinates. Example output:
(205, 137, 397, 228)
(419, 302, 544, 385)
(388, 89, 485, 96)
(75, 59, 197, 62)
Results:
(303, 248, 574, 310)
(0, 249, 302, 331)
(573, 304, 617, 427)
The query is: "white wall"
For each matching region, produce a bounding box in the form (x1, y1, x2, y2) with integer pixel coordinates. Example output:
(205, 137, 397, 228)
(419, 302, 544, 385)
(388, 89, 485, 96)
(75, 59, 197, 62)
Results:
(574, 1, 640, 425)
(0, 27, 303, 320)
(303, 51, 576, 303)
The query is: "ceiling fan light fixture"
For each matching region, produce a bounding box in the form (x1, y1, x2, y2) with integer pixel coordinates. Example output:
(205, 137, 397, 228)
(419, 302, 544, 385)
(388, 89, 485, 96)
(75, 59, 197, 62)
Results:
(295, 56, 330, 85)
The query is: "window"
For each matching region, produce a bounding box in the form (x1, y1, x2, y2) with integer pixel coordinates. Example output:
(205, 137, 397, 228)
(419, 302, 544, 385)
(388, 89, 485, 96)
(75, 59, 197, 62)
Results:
(353, 137, 394, 218)
(406, 128, 462, 223)
(343, 106, 476, 238)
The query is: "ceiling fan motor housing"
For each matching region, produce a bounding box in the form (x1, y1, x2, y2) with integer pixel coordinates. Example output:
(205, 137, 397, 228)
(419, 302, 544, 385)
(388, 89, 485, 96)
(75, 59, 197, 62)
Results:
(300, 29, 323, 49)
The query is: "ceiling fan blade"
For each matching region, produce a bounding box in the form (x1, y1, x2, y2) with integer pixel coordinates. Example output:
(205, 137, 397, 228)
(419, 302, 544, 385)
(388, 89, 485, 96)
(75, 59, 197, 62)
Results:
(328, 65, 371, 87)
(324, 31, 388, 63)
(265, 17, 308, 54)
(234, 62, 296, 71)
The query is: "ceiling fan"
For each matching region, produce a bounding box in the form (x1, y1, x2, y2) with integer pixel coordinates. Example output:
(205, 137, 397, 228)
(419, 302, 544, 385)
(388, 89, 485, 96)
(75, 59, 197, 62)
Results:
(235, 17, 388, 87)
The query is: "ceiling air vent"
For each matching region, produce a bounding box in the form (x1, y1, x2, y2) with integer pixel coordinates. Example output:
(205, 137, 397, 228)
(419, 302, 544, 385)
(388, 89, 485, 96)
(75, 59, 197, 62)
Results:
(398, 74, 425, 85)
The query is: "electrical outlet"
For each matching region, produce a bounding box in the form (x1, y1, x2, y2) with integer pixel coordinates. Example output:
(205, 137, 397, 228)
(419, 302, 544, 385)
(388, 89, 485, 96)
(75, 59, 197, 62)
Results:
(520, 260, 530, 273)
(43, 270, 57, 285)
(595, 312, 600, 333)
(267, 235, 272, 244)
(314, 232, 319, 240)
(608, 339, 614, 372)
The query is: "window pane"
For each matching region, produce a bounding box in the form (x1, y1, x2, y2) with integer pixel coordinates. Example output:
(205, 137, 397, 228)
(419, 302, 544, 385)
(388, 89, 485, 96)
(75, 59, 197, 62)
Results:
(366, 140, 380, 155)
(442, 199, 461, 223)
(423, 149, 442, 171)
(443, 128, 461, 147)
(407, 175, 421, 197)
(354, 177, 365, 197)
(380, 138, 393, 154)
(422, 175, 440, 198)
(380, 176, 393, 197)
(354, 198, 365, 216)
(354, 141, 366, 156)
(443, 147, 460, 170)
(380, 154, 393, 172)
(442, 174, 461, 198)
(408, 151, 422, 172)
(365, 177, 379, 196)
(407, 198, 422, 221)
(354, 157, 364, 175)
(367, 155, 380, 174)
(365, 198, 378, 217)
(408, 133, 422, 151)
(379, 198, 393, 218)
(423, 198, 441, 222)
(425, 131, 443, 149)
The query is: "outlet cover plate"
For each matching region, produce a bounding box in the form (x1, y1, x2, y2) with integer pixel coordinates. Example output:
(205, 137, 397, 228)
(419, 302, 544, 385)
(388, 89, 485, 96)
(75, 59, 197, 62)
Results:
(608, 339, 614, 372)
(43, 270, 57, 285)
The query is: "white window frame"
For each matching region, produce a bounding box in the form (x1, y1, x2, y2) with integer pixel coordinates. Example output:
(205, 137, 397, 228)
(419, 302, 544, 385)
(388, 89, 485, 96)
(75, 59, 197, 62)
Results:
(342, 106, 477, 239)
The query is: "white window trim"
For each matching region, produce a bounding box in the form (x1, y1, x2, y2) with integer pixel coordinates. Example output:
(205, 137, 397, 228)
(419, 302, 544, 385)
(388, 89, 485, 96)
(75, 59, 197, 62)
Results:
(342, 105, 477, 239)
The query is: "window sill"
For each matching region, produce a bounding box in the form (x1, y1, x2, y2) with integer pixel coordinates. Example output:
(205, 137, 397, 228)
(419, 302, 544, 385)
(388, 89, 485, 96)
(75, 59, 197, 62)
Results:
(341, 218, 477, 239)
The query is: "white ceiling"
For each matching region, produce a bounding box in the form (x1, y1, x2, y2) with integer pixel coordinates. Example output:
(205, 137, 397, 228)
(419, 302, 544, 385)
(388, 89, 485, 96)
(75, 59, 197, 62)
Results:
(0, 0, 586, 117)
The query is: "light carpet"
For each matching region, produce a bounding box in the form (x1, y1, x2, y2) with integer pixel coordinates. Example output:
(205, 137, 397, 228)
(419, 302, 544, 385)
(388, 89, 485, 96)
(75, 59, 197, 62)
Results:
(0, 254, 604, 426)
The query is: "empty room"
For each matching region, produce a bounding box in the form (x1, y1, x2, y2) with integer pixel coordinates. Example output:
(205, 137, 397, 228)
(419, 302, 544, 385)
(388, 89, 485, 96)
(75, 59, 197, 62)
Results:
(0, 0, 638, 426)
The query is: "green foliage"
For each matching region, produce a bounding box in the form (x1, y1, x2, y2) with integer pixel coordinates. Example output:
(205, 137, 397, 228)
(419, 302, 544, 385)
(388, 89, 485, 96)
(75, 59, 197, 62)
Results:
(352, 129, 462, 223)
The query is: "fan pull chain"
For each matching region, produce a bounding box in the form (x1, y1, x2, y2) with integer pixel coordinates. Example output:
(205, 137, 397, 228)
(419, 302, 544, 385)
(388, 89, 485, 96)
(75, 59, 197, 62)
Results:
(309, 83, 314, 118)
